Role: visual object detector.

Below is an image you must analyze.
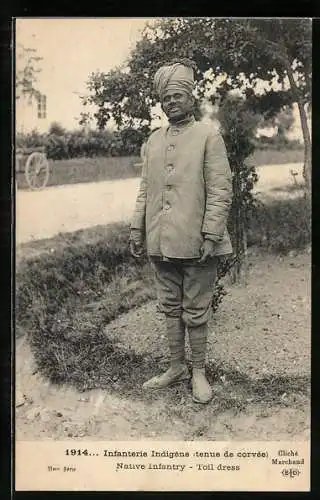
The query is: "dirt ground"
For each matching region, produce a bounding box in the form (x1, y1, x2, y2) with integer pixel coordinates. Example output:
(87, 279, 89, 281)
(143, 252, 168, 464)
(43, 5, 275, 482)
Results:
(16, 162, 303, 244)
(15, 161, 310, 441)
(16, 249, 310, 441)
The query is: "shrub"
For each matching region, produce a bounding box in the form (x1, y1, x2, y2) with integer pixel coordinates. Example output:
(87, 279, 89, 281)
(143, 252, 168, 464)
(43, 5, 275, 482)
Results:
(247, 196, 311, 253)
(16, 126, 144, 160)
(119, 128, 144, 156)
(45, 134, 69, 160)
(16, 129, 46, 149)
(218, 95, 259, 281)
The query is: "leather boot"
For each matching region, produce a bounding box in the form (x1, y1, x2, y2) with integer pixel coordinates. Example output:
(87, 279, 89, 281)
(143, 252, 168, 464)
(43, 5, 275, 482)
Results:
(188, 323, 213, 403)
(192, 368, 213, 404)
(143, 316, 190, 390)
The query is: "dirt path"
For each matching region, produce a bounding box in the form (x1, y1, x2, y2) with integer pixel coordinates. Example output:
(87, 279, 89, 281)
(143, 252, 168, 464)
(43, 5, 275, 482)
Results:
(16, 249, 310, 441)
(16, 177, 140, 244)
(16, 163, 303, 244)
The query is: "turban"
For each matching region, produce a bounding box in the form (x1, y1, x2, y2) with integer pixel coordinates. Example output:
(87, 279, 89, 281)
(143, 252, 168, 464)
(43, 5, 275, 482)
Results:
(153, 63, 195, 100)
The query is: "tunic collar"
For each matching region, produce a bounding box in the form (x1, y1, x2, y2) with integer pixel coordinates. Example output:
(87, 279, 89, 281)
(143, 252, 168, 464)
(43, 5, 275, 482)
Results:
(167, 115, 195, 135)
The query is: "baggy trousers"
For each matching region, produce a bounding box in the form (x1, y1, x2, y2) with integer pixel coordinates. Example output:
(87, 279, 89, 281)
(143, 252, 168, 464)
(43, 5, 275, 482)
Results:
(150, 257, 218, 327)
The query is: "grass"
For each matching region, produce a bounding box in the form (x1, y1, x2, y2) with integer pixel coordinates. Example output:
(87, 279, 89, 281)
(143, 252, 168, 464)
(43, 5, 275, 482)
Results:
(269, 182, 305, 194)
(16, 193, 310, 402)
(247, 196, 311, 253)
(16, 148, 304, 190)
(248, 147, 304, 167)
(16, 156, 141, 189)
(16, 221, 154, 336)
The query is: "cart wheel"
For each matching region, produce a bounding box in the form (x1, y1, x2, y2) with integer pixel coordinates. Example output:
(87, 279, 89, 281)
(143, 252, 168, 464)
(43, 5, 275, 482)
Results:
(25, 152, 50, 190)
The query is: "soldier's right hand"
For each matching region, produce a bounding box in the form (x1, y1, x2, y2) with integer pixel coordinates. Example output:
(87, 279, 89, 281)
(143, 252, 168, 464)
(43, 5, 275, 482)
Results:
(129, 239, 143, 259)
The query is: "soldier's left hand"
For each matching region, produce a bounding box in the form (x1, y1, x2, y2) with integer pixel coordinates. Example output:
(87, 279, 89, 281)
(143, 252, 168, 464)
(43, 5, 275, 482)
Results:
(198, 239, 217, 263)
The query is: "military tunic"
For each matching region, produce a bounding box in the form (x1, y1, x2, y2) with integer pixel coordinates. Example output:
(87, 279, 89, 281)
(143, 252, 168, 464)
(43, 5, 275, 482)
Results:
(131, 116, 233, 326)
(131, 117, 233, 259)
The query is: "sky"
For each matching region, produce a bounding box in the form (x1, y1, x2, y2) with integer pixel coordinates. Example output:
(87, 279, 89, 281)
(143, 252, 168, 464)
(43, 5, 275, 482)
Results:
(16, 18, 306, 139)
(16, 18, 155, 129)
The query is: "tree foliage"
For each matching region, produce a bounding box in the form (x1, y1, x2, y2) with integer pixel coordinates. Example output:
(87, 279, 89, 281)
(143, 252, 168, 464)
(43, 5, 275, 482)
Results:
(16, 43, 43, 101)
(48, 122, 66, 136)
(83, 18, 311, 131)
(83, 18, 311, 191)
(82, 18, 311, 279)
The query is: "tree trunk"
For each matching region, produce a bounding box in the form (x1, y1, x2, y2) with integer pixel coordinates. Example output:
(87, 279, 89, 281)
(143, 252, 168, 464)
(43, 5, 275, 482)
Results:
(297, 100, 311, 197)
(285, 63, 311, 199)
(283, 63, 311, 245)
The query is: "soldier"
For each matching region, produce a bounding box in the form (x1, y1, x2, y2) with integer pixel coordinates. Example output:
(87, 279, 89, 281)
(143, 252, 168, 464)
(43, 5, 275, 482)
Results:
(129, 60, 233, 404)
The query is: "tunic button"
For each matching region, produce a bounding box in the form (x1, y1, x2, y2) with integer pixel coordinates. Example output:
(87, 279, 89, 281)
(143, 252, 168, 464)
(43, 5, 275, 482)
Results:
(167, 145, 175, 152)
(167, 164, 174, 172)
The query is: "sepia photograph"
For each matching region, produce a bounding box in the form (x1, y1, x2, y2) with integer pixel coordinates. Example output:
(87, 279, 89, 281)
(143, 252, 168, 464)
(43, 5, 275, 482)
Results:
(15, 17, 311, 491)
